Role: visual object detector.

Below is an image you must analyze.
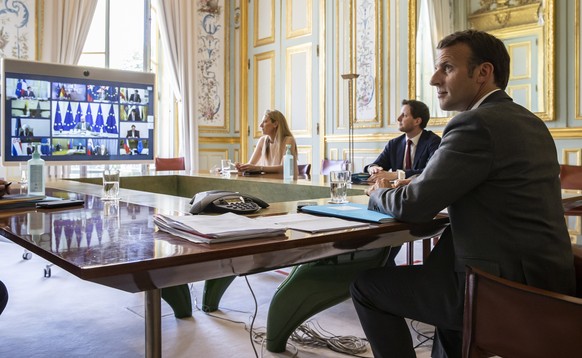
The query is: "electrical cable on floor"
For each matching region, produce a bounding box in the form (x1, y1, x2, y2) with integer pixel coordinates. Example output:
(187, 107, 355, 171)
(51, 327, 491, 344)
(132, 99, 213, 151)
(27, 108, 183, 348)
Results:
(289, 320, 370, 357)
(410, 319, 434, 349)
(243, 275, 260, 358)
(189, 281, 371, 357)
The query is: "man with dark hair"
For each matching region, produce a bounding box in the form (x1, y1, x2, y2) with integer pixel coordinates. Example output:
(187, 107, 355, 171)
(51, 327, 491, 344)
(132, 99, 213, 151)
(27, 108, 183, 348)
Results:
(364, 99, 441, 267)
(351, 29, 575, 358)
(126, 124, 140, 138)
(364, 99, 441, 181)
(129, 89, 141, 103)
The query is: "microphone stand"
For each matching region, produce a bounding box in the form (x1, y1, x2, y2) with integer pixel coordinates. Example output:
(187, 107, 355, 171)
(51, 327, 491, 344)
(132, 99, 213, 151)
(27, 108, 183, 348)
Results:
(341, 73, 359, 174)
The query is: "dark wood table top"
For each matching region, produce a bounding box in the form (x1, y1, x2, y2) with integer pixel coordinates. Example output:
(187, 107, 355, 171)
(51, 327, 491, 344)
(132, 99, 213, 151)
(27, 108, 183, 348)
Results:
(0, 182, 448, 293)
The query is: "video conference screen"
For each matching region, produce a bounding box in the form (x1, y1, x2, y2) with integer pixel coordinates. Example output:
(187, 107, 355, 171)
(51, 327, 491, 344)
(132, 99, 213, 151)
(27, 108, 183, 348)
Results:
(1, 59, 155, 166)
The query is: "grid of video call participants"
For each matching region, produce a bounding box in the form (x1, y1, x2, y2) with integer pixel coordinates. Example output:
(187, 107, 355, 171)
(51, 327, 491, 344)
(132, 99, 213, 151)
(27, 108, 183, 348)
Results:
(4, 77, 154, 163)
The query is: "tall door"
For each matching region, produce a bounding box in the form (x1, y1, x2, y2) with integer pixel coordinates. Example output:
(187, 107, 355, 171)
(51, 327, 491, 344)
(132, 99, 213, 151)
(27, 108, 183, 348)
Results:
(247, 0, 321, 173)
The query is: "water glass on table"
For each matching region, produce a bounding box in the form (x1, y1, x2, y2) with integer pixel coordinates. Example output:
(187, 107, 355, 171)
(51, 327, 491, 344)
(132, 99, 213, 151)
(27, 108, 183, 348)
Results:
(19, 163, 28, 195)
(221, 159, 232, 177)
(329, 170, 351, 204)
(102, 169, 120, 200)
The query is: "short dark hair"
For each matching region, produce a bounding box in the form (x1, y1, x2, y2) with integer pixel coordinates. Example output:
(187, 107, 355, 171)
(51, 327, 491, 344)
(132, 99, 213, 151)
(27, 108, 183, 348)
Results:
(401, 99, 430, 128)
(437, 29, 510, 89)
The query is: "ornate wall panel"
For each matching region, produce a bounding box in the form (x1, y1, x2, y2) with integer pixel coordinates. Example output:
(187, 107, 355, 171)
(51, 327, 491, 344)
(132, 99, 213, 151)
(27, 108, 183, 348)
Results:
(254, 0, 275, 46)
(341, 148, 382, 173)
(286, 0, 312, 39)
(199, 149, 228, 171)
(577, 0, 582, 119)
(197, 1, 229, 132)
(285, 44, 312, 137)
(336, 0, 383, 129)
(494, 27, 543, 113)
(296, 145, 312, 168)
(562, 148, 582, 166)
(0, 0, 35, 59)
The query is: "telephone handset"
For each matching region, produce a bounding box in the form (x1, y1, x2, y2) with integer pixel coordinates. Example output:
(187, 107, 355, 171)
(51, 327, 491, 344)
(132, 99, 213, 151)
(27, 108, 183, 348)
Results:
(189, 190, 269, 214)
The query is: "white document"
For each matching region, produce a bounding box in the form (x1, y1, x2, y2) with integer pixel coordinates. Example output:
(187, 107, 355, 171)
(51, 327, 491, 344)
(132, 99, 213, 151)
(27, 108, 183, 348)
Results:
(153, 212, 286, 243)
(255, 213, 369, 233)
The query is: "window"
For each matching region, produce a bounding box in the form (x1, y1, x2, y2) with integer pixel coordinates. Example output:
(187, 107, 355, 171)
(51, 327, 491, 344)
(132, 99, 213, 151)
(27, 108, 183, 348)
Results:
(79, 0, 146, 71)
(78, 0, 179, 169)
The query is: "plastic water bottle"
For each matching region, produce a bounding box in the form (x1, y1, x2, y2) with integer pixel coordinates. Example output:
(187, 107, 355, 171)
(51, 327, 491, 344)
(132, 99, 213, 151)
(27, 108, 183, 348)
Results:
(283, 144, 294, 182)
(28, 144, 45, 196)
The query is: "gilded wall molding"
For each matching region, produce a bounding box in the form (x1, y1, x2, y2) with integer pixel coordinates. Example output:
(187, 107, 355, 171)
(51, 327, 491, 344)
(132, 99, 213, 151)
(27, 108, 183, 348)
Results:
(562, 148, 582, 166)
(286, 0, 312, 39)
(325, 131, 443, 143)
(576, 0, 582, 119)
(468, 2, 541, 32)
(549, 128, 582, 139)
(253, 51, 275, 138)
(199, 137, 241, 144)
(285, 43, 313, 137)
(254, 0, 275, 46)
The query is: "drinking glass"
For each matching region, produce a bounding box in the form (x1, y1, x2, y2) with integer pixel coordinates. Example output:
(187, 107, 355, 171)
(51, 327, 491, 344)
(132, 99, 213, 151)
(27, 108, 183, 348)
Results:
(19, 162, 28, 195)
(221, 159, 232, 177)
(329, 170, 351, 204)
(102, 169, 120, 200)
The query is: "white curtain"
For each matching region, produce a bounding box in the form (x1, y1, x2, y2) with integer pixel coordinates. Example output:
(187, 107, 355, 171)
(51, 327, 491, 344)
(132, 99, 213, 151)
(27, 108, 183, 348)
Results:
(39, 0, 98, 64)
(426, 0, 454, 59)
(154, 0, 199, 171)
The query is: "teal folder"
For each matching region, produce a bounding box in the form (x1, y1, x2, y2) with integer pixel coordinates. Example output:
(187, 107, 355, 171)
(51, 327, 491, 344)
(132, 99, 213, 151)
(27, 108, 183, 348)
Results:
(300, 203, 395, 223)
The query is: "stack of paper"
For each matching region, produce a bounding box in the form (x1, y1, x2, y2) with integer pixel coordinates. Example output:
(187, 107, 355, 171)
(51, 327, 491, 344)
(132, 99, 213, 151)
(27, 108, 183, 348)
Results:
(153, 212, 286, 244)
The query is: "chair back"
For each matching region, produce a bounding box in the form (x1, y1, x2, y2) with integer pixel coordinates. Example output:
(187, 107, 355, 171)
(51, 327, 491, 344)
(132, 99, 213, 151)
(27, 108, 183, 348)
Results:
(574, 245, 582, 298)
(560, 165, 582, 215)
(297, 164, 311, 176)
(462, 248, 582, 358)
(320, 160, 348, 175)
(155, 157, 185, 171)
(560, 164, 582, 190)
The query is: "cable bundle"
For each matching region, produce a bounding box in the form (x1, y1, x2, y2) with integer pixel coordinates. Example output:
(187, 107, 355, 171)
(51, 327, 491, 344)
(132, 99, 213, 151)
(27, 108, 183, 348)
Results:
(290, 320, 369, 356)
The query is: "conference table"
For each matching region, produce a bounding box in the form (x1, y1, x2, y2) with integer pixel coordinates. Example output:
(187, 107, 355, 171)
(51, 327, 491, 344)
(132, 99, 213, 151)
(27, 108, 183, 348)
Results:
(0, 177, 449, 358)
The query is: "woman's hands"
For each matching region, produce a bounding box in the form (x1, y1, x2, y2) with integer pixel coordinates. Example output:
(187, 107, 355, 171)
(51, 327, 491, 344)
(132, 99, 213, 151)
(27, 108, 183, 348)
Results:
(235, 162, 260, 172)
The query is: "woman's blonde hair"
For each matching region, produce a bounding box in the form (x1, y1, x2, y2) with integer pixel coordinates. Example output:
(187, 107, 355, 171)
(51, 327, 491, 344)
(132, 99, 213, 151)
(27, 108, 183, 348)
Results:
(264, 109, 295, 160)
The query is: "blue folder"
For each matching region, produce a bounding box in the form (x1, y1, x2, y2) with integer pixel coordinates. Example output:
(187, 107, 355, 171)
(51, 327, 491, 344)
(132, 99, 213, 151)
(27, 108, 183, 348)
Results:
(300, 203, 395, 223)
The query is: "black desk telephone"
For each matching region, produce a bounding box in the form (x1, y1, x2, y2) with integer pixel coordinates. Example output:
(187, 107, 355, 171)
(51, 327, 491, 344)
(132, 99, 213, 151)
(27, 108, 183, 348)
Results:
(189, 190, 269, 214)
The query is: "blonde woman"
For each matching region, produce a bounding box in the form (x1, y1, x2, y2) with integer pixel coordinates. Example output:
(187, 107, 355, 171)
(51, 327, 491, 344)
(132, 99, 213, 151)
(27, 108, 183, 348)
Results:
(235, 109, 298, 176)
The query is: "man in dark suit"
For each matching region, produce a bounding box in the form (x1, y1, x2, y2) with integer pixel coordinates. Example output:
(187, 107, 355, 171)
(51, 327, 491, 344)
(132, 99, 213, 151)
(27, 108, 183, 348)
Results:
(25, 86, 35, 98)
(364, 99, 441, 266)
(365, 99, 441, 180)
(129, 90, 141, 103)
(350, 30, 575, 358)
(75, 116, 91, 132)
(126, 125, 140, 138)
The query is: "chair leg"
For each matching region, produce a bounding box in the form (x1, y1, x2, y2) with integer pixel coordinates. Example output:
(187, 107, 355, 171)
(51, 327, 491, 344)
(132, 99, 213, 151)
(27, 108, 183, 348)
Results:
(161, 284, 192, 318)
(265, 248, 390, 353)
(201, 276, 237, 312)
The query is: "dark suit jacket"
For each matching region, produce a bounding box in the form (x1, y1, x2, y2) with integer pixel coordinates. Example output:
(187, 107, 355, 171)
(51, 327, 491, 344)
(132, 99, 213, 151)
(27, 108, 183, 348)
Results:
(369, 90, 575, 295)
(129, 93, 141, 103)
(364, 130, 441, 178)
(127, 130, 140, 138)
